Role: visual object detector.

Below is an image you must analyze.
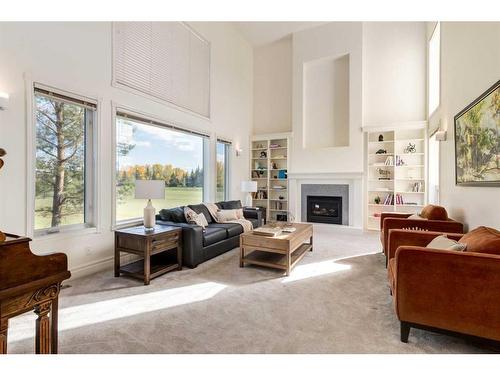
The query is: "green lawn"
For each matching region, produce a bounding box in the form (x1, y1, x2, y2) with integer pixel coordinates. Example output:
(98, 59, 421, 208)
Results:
(35, 187, 204, 229)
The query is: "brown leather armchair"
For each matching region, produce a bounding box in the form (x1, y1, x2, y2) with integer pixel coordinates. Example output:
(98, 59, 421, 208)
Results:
(380, 205, 464, 261)
(387, 228, 500, 343)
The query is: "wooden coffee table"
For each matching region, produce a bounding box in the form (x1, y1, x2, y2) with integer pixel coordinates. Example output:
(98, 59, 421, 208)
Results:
(239, 223, 313, 276)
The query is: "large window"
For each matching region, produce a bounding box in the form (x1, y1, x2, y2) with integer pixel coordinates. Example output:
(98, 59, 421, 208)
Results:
(216, 140, 231, 201)
(428, 22, 440, 117)
(34, 86, 96, 233)
(115, 112, 206, 222)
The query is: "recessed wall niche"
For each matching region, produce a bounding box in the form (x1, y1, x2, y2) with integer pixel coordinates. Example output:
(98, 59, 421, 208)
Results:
(303, 54, 350, 149)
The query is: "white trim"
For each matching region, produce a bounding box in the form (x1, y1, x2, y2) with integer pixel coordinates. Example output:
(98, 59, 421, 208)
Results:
(111, 22, 212, 121)
(26, 74, 101, 238)
(362, 121, 428, 132)
(251, 131, 293, 141)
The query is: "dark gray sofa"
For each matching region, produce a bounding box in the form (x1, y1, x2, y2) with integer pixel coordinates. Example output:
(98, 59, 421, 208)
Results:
(156, 200, 263, 268)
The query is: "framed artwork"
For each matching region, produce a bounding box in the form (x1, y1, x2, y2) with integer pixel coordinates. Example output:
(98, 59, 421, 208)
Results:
(454, 79, 500, 186)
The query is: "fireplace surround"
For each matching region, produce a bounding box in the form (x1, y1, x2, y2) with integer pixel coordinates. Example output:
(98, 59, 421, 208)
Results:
(300, 183, 349, 226)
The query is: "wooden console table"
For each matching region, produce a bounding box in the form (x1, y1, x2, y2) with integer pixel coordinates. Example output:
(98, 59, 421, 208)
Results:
(0, 233, 71, 354)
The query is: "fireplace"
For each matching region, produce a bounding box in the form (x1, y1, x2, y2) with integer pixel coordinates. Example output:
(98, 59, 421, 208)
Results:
(306, 196, 342, 225)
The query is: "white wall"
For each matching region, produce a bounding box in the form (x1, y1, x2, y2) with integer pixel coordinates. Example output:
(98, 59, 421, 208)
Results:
(362, 22, 427, 126)
(292, 22, 364, 174)
(0, 22, 253, 278)
(439, 22, 500, 230)
(253, 36, 292, 134)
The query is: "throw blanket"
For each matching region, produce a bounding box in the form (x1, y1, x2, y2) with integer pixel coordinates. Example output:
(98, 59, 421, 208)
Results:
(203, 203, 253, 232)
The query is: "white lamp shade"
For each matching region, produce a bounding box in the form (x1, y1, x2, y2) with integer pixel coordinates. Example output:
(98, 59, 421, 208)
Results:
(135, 180, 165, 199)
(241, 181, 258, 193)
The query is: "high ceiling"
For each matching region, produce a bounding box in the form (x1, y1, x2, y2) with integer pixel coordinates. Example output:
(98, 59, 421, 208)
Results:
(233, 22, 327, 46)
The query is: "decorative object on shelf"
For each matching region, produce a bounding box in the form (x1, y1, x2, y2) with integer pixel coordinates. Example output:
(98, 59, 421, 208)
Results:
(241, 180, 258, 207)
(276, 213, 288, 221)
(256, 143, 264, 149)
(404, 142, 416, 154)
(278, 170, 287, 179)
(378, 134, 384, 142)
(412, 181, 423, 192)
(455, 79, 500, 186)
(0, 148, 5, 170)
(269, 143, 281, 148)
(251, 170, 260, 178)
(374, 196, 381, 205)
(259, 151, 267, 158)
(271, 162, 278, 170)
(135, 180, 166, 231)
(395, 155, 405, 166)
(375, 149, 387, 154)
(278, 195, 285, 200)
(376, 168, 391, 180)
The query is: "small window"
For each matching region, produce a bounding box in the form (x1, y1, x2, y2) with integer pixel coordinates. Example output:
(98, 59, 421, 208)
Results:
(34, 86, 96, 234)
(216, 140, 231, 201)
(428, 22, 440, 117)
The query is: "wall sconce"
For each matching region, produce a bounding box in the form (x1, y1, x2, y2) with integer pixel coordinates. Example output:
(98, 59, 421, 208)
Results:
(435, 130, 447, 141)
(0, 92, 9, 111)
(235, 145, 242, 157)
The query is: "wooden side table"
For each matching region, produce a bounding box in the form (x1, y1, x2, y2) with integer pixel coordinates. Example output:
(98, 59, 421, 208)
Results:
(114, 225, 182, 285)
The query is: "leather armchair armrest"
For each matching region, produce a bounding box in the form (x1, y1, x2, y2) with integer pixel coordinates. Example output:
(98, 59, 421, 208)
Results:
(387, 230, 463, 260)
(382, 217, 463, 256)
(156, 220, 204, 267)
(243, 208, 263, 227)
(380, 212, 411, 231)
(393, 246, 500, 340)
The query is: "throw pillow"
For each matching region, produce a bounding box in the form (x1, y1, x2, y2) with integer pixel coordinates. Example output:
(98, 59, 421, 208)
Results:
(459, 226, 500, 255)
(216, 209, 240, 222)
(408, 213, 425, 220)
(159, 207, 187, 223)
(420, 205, 449, 221)
(184, 207, 208, 228)
(426, 235, 467, 251)
(217, 200, 243, 210)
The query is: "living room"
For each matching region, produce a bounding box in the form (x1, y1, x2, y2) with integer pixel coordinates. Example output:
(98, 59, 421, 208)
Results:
(0, 0, 499, 373)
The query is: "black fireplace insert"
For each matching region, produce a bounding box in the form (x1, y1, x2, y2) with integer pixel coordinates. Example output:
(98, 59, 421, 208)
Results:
(306, 195, 342, 225)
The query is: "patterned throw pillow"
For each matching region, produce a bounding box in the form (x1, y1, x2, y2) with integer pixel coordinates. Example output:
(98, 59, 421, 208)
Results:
(184, 207, 208, 228)
(216, 209, 241, 222)
(426, 235, 467, 251)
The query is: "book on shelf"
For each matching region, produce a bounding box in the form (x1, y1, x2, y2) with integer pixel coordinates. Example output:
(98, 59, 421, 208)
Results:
(383, 194, 394, 205)
(384, 156, 394, 166)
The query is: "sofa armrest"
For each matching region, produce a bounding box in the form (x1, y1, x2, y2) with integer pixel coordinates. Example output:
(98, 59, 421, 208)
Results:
(243, 208, 263, 227)
(156, 220, 204, 267)
(382, 217, 463, 255)
(380, 212, 411, 231)
(393, 246, 500, 340)
(387, 230, 464, 261)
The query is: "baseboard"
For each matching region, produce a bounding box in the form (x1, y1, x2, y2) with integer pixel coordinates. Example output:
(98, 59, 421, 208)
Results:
(69, 253, 136, 280)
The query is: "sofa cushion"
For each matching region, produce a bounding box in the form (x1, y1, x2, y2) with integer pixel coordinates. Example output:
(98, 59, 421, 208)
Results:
(158, 206, 187, 223)
(459, 226, 500, 255)
(208, 223, 244, 238)
(248, 218, 259, 228)
(426, 235, 467, 251)
(420, 205, 448, 221)
(188, 204, 214, 224)
(216, 200, 243, 210)
(202, 226, 227, 247)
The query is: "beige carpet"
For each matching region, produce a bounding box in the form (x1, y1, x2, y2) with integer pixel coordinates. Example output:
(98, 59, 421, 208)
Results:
(7, 226, 492, 353)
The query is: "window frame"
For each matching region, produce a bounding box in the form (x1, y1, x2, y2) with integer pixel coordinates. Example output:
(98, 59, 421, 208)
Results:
(27, 81, 100, 238)
(216, 139, 231, 202)
(428, 22, 441, 118)
(111, 104, 210, 228)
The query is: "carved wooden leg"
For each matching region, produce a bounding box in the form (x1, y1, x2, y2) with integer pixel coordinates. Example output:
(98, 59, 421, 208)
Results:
(0, 318, 8, 354)
(51, 298, 59, 354)
(35, 302, 52, 354)
(400, 321, 411, 343)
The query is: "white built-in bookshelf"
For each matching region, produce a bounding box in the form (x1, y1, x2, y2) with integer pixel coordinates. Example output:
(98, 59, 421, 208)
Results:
(365, 126, 428, 231)
(251, 133, 291, 223)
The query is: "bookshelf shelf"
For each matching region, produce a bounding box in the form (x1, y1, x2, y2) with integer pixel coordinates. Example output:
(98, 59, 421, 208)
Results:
(365, 126, 427, 231)
(251, 133, 290, 223)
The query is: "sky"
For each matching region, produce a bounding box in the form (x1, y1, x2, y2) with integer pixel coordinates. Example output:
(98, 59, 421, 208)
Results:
(117, 118, 204, 171)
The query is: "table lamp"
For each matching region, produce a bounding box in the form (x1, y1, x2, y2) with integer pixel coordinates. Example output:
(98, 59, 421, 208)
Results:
(135, 180, 165, 231)
(241, 181, 258, 207)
